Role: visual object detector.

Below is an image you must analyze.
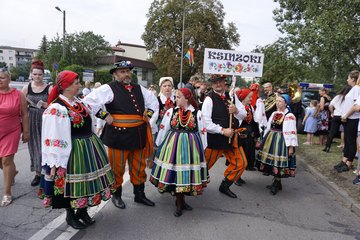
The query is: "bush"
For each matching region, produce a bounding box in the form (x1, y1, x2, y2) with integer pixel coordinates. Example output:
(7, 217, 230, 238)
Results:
(95, 70, 112, 84)
(63, 64, 85, 80)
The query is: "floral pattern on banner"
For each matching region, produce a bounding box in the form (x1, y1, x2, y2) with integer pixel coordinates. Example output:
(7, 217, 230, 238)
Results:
(44, 108, 69, 118)
(44, 139, 68, 148)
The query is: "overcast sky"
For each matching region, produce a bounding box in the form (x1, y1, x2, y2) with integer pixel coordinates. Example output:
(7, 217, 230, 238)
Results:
(0, 0, 282, 52)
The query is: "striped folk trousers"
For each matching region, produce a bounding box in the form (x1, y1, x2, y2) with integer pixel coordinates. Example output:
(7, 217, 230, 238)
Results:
(205, 147, 248, 182)
(108, 147, 147, 189)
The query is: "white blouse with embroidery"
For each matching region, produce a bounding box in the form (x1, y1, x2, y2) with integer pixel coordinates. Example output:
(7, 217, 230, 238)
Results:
(264, 109, 298, 147)
(155, 106, 207, 150)
(41, 95, 76, 168)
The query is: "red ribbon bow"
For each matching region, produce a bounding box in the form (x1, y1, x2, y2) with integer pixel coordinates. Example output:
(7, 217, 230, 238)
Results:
(124, 85, 133, 91)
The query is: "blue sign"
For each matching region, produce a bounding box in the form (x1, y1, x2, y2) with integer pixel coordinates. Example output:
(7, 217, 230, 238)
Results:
(53, 63, 59, 70)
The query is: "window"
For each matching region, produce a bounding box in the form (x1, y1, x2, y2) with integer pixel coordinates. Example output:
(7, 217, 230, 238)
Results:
(9, 57, 13, 60)
(0, 50, 3, 53)
(0, 56, 3, 60)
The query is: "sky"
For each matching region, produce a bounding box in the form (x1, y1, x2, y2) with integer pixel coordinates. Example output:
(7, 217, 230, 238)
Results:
(0, 0, 282, 52)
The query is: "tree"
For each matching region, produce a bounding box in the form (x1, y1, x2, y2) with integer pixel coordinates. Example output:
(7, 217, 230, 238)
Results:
(254, 39, 308, 86)
(37, 35, 49, 63)
(43, 31, 112, 70)
(142, 0, 240, 85)
(273, 0, 360, 85)
(0, 62, 7, 68)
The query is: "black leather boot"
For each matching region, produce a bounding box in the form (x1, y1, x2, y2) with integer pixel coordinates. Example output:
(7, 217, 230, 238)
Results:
(234, 177, 246, 186)
(66, 208, 87, 229)
(133, 184, 155, 206)
(219, 178, 237, 198)
(270, 179, 281, 195)
(112, 186, 126, 209)
(76, 208, 95, 226)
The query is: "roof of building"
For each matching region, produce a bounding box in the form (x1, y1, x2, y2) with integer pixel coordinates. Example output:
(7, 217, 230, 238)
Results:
(115, 42, 146, 49)
(96, 55, 156, 70)
(0, 46, 38, 52)
(112, 47, 125, 52)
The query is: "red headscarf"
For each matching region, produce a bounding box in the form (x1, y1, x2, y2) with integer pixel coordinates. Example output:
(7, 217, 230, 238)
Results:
(236, 88, 251, 101)
(249, 83, 259, 107)
(48, 70, 78, 104)
(178, 87, 198, 109)
(31, 60, 45, 72)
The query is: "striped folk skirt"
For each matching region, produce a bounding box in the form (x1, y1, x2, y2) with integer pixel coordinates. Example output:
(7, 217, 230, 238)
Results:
(256, 130, 296, 178)
(150, 130, 208, 196)
(38, 134, 115, 209)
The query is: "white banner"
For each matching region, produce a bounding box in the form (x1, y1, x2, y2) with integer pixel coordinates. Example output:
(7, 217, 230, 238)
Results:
(203, 48, 264, 77)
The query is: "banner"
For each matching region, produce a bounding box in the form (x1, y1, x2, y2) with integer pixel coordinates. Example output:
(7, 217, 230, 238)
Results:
(203, 48, 264, 77)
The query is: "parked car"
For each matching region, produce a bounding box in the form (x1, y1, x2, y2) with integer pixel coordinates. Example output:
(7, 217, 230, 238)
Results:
(10, 81, 28, 91)
(296, 82, 335, 133)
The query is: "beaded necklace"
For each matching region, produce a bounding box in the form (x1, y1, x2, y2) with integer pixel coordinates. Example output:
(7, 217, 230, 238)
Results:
(178, 108, 192, 127)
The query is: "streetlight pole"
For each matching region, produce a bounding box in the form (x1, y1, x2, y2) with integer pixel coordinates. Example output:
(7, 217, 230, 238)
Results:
(55, 6, 66, 58)
(179, 5, 186, 87)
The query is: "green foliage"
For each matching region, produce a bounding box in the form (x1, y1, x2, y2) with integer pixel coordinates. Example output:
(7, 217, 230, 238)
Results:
(39, 31, 112, 71)
(142, 0, 240, 86)
(94, 70, 113, 84)
(272, 0, 360, 88)
(0, 62, 7, 68)
(37, 35, 49, 62)
(9, 62, 31, 81)
(63, 64, 85, 80)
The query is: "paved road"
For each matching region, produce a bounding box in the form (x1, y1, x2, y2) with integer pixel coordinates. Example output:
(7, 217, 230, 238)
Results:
(1, 143, 360, 240)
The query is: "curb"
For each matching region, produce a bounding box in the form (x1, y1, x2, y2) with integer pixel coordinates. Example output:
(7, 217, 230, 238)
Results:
(297, 156, 360, 217)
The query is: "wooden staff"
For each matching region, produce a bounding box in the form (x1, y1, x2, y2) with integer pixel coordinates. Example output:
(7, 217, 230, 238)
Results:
(228, 76, 237, 143)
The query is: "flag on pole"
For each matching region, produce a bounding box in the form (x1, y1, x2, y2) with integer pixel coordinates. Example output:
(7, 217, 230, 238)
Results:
(185, 48, 194, 66)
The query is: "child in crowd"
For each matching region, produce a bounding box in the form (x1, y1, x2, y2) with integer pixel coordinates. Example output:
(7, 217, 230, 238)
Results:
(302, 100, 318, 145)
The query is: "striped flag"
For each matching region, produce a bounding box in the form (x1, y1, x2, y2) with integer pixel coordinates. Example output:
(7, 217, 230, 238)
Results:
(185, 48, 194, 66)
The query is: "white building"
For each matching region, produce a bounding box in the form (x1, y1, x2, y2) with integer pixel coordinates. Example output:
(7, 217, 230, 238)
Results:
(0, 46, 38, 68)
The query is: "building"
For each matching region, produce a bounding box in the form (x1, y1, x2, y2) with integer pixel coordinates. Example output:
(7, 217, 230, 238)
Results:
(0, 46, 38, 68)
(96, 41, 156, 87)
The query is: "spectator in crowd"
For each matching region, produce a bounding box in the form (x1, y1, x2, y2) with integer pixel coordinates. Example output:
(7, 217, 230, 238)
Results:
(22, 60, 52, 186)
(335, 70, 360, 173)
(0, 68, 29, 206)
(302, 100, 318, 145)
(82, 80, 91, 97)
(314, 87, 332, 145)
(148, 84, 157, 96)
(323, 85, 352, 152)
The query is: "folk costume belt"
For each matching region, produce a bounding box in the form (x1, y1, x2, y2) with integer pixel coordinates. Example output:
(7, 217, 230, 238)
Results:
(111, 114, 154, 158)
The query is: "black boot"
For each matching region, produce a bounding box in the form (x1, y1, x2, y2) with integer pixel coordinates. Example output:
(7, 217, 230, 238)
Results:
(112, 186, 126, 209)
(234, 177, 246, 186)
(66, 208, 87, 229)
(133, 184, 155, 206)
(76, 208, 95, 226)
(219, 178, 237, 198)
(270, 179, 281, 195)
(322, 146, 330, 153)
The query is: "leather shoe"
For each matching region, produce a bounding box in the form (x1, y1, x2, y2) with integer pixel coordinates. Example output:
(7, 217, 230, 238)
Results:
(182, 202, 193, 211)
(112, 194, 126, 209)
(66, 209, 87, 230)
(76, 208, 95, 226)
(219, 180, 237, 198)
(336, 164, 350, 173)
(31, 175, 41, 187)
(322, 147, 330, 153)
(134, 193, 155, 206)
